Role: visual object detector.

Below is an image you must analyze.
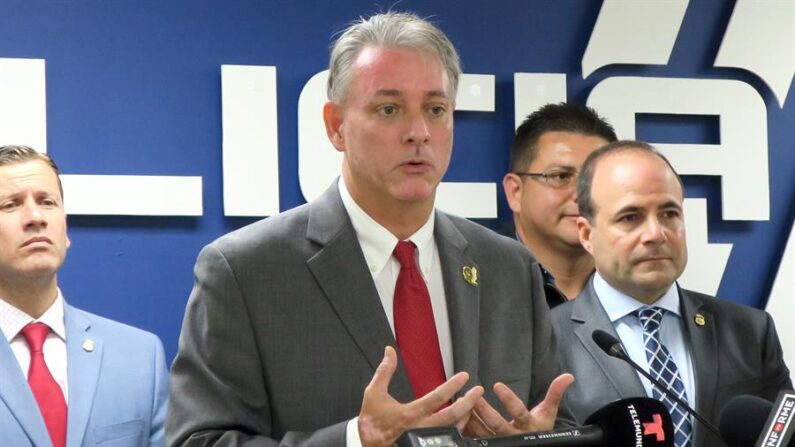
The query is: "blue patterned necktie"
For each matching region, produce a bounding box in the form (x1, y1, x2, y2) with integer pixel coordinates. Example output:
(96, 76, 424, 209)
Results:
(637, 307, 693, 447)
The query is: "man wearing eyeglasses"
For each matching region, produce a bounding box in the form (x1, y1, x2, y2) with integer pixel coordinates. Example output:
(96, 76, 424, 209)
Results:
(502, 103, 616, 306)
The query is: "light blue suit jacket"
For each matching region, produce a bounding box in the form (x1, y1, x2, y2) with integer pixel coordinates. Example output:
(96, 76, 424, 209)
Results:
(0, 303, 168, 447)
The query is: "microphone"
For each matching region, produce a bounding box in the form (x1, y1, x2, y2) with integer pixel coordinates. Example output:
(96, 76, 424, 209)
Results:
(396, 398, 673, 446)
(719, 392, 795, 447)
(471, 397, 674, 446)
(591, 329, 723, 441)
(719, 395, 775, 447)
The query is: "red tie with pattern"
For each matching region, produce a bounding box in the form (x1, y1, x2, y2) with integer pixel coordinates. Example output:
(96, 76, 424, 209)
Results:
(392, 240, 447, 400)
(22, 322, 67, 447)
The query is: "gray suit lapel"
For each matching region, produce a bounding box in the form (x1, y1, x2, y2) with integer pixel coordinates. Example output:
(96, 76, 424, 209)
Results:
(435, 212, 479, 392)
(0, 334, 51, 446)
(679, 288, 718, 422)
(572, 282, 646, 398)
(305, 183, 413, 402)
(64, 304, 103, 447)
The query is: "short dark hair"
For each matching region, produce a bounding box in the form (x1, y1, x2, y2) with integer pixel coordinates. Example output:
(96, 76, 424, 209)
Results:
(576, 140, 684, 222)
(0, 145, 63, 197)
(509, 102, 617, 172)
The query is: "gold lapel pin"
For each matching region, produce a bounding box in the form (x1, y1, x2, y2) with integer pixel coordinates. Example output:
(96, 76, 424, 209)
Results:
(462, 266, 478, 287)
(82, 339, 95, 352)
(694, 314, 706, 327)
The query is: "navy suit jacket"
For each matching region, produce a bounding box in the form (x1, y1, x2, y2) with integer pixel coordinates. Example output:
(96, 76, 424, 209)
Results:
(0, 303, 168, 447)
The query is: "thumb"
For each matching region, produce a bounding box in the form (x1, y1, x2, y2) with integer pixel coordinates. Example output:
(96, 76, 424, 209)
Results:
(368, 346, 398, 393)
(536, 373, 574, 415)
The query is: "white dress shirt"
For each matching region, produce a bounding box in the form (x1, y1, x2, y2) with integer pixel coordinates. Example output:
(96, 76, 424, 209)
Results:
(593, 273, 695, 407)
(339, 178, 452, 446)
(0, 291, 69, 402)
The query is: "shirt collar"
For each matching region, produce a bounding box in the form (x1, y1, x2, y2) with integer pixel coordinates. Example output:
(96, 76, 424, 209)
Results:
(593, 272, 681, 323)
(0, 290, 66, 343)
(339, 177, 436, 277)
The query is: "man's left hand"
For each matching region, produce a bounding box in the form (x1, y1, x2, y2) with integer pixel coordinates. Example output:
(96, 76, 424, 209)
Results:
(463, 373, 574, 437)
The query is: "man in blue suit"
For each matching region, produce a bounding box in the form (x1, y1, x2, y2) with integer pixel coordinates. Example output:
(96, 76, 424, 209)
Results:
(0, 145, 168, 447)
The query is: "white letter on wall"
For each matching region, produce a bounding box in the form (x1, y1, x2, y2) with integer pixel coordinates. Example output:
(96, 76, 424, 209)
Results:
(1, 58, 203, 216)
(61, 175, 202, 216)
(588, 76, 769, 221)
(0, 58, 47, 150)
(582, 0, 688, 77)
(766, 221, 795, 383)
(715, 0, 795, 108)
(513, 73, 567, 129)
(297, 70, 338, 204)
(222, 65, 280, 216)
(678, 199, 732, 295)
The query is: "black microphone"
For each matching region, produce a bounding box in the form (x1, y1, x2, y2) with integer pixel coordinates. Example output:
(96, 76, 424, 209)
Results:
(397, 398, 674, 446)
(472, 397, 674, 446)
(719, 393, 795, 447)
(719, 395, 775, 447)
(591, 329, 724, 441)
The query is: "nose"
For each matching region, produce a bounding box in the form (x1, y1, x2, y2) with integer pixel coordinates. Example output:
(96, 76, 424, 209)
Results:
(403, 112, 430, 145)
(641, 217, 665, 245)
(22, 199, 47, 231)
(569, 188, 579, 203)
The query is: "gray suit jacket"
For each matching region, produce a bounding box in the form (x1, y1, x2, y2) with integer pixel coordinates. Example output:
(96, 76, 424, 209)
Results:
(550, 278, 792, 447)
(167, 182, 569, 446)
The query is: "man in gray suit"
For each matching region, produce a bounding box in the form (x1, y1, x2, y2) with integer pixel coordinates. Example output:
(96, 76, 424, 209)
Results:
(167, 11, 573, 447)
(550, 140, 792, 447)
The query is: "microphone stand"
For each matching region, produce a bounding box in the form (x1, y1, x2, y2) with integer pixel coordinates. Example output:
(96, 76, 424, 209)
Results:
(593, 330, 722, 439)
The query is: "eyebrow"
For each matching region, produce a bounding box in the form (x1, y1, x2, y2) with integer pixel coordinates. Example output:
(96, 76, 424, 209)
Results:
(615, 200, 682, 215)
(0, 188, 57, 199)
(373, 89, 450, 100)
(659, 200, 683, 211)
(615, 205, 642, 216)
(545, 164, 577, 171)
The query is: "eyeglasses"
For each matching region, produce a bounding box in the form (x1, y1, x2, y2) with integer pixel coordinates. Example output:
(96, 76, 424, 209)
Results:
(513, 168, 578, 188)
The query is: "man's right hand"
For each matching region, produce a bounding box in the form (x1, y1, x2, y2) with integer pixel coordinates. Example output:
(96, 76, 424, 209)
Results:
(358, 346, 484, 447)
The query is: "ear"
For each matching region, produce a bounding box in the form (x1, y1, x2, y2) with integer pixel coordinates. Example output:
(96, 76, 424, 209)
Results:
(502, 173, 524, 214)
(64, 214, 71, 250)
(577, 216, 594, 255)
(323, 101, 345, 152)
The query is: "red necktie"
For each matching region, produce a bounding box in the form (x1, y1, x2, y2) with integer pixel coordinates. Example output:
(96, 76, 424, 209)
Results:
(21, 322, 67, 447)
(392, 240, 447, 400)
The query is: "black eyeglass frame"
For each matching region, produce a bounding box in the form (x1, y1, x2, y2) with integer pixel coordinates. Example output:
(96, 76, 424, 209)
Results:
(511, 168, 578, 188)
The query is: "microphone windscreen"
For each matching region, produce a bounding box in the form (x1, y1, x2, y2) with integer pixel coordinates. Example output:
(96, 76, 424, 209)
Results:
(718, 395, 772, 447)
(586, 397, 674, 446)
(592, 329, 621, 357)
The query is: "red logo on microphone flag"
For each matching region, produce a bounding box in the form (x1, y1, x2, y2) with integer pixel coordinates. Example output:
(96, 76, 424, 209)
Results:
(775, 423, 785, 432)
(643, 414, 666, 441)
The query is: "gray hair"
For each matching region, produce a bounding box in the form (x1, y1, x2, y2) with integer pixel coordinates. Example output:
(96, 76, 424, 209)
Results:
(327, 11, 461, 103)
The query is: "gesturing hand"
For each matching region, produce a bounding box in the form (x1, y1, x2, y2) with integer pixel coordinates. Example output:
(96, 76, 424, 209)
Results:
(358, 346, 484, 447)
(464, 373, 574, 437)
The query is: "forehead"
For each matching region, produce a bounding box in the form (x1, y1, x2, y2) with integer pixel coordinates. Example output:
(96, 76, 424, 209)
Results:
(348, 46, 450, 100)
(0, 160, 60, 191)
(591, 150, 683, 210)
(531, 131, 609, 167)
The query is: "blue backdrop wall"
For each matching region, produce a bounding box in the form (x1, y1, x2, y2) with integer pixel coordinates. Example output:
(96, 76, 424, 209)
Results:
(0, 0, 792, 363)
